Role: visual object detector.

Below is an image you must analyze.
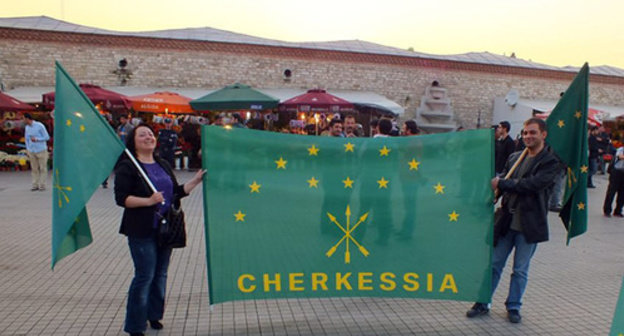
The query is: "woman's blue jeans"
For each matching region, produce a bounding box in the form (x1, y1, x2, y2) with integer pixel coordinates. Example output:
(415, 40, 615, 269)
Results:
(490, 230, 537, 311)
(124, 235, 172, 333)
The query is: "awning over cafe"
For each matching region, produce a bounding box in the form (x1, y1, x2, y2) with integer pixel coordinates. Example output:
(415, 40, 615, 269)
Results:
(5, 86, 405, 116)
(262, 88, 404, 116)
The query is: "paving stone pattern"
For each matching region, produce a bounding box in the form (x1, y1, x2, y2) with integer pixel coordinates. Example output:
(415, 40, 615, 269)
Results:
(1, 171, 623, 335)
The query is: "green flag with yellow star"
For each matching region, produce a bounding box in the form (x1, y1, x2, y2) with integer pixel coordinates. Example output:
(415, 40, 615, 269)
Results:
(611, 277, 624, 336)
(51, 61, 125, 268)
(545, 63, 589, 244)
(202, 126, 493, 304)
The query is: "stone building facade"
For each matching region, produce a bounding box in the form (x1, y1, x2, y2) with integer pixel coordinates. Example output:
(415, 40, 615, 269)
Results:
(1, 25, 623, 128)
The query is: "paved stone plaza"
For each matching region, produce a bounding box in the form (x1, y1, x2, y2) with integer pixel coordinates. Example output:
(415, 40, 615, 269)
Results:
(1, 170, 623, 335)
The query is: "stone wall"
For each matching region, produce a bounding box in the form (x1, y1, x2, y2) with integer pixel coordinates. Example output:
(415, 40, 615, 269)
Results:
(1, 33, 623, 128)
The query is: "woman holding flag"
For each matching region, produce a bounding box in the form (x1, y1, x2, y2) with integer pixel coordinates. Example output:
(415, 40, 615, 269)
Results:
(114, 124, 204, 336)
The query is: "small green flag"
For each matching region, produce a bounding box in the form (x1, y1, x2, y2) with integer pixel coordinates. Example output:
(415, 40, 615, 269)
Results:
(202, 126, 493, 304)
(51, 61, 125, 268)
(611, 277, 624, 336)
(545, 63, 589, 244)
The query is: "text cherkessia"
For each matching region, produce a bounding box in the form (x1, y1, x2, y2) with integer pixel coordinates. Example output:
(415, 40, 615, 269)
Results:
(237, 272, 459, 293)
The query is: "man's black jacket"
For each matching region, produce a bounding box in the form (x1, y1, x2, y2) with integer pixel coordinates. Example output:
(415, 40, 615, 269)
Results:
(497, 146, 561, 244)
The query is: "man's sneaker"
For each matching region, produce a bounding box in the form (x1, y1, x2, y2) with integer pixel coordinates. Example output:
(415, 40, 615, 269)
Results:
(466, 303, 489, 318)
(508, 309, 521, 323)
(30, 186, 39, 191)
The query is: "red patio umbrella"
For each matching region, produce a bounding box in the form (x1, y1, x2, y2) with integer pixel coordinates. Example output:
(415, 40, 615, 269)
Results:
(279, 89, 354, 113)
(128, 91, 193, 113)
(0, 91, 35, 112)
(42, 84, 131, 112)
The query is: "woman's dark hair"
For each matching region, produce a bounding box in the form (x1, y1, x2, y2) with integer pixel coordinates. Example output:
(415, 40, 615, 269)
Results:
(124, 123, 156, 157)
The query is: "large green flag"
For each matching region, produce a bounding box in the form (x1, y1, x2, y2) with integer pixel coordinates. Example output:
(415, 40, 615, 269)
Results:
(51, 62, 125, 268)
(202, 126, 493, 304)
(545, 63, 589, 244)
(611, 277, 624, 336)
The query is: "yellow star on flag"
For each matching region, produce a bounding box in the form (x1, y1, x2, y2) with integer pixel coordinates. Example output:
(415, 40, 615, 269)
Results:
(580, 165, 588, 173)
(379, 145, 391, 157)
(307, 176, 319, 188)
(66, 119, 72, 127)
(434, 182, 445, 194)
(408, 159, 420, 171)
(275, 157, 287, 169)
(80, 125, 85, 132)
(307, 145, 319, 156)
(574, 111, 582, 119)
(577, 202, 585, 210)
(344, 142, 355, 152)
(234, 210, 246, 222)
(557, 120, 565, 128)
(342, 177, 354, 188)
(377, 177, 389, 189)
(448, 211, 459, 222)
(249, 181, 261, 193)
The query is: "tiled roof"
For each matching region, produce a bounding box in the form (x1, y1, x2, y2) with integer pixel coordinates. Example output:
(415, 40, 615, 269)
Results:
(1, 16, 623, 78)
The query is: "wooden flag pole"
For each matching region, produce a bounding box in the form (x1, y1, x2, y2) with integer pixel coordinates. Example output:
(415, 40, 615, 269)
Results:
(494, 148, 529, 201)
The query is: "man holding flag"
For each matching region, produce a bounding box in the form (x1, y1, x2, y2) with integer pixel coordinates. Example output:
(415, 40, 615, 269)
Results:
(466, 117, 561, 323)
(467, 63, 589, 323)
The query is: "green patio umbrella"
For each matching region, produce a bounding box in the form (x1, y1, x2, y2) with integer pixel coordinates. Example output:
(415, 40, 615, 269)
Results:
(190, 83, 279, 111)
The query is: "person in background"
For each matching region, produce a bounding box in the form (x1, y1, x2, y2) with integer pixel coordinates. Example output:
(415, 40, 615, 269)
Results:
(181, 122, 201, 170)
(495, 121, 516, 176)
(230, 113, 246, 128)
(23, 113, 50, 191)
(374, 118, 393, 138)
(114, 124, 204, 336)
(402, 120, 420, 136)
(596, 126, 610, 174)
(588, 126, 601, 188)
(343, 115, 359, 137)
(157, 118, 178, 168)
(369, 118, 379, 137)
(327, 119, 344, 137)
(603, 146, 624, 217)
(117, 115, 134, 144)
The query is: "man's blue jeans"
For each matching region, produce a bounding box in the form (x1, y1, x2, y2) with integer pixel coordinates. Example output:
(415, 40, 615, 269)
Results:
(490, 230, 537, 311)
(124, 235, 172, 333)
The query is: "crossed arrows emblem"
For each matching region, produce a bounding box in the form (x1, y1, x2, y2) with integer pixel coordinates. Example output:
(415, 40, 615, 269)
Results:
(325, 205, 370, 264)
(54, 169, 73, 208)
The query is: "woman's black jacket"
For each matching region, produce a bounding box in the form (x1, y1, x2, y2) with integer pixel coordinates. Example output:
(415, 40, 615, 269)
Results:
(114, 156, 187, 238)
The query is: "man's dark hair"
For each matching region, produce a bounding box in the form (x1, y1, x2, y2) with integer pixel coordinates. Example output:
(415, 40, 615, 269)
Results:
(23, 113, 33, 120)
(499, 121, 511, 132)
(231, 113, 244, 124)
(329, 119, 342, 128)
(404, 120, 420, 134)
(370, 118, 379, 128)
(524, 117, 547, 132)
(378, 119, 393, 135)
